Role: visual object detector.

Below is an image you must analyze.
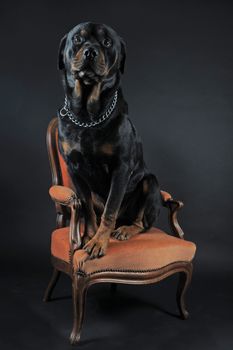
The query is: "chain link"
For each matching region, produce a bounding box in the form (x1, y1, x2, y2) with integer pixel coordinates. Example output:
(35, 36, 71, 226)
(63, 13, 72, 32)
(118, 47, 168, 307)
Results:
(59, 91, 118, 128)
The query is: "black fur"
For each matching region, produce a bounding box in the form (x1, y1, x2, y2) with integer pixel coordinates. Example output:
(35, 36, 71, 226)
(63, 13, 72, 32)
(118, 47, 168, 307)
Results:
(57, 22, 162, 258)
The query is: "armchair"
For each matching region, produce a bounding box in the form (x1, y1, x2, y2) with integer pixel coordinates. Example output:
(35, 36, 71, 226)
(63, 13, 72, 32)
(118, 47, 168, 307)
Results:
(43, 118, 196, 344)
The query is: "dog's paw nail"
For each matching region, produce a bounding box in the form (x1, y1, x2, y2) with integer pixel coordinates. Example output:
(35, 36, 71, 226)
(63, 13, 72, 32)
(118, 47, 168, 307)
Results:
(85, 247, 91, 254)
(99, 249, 104, 257)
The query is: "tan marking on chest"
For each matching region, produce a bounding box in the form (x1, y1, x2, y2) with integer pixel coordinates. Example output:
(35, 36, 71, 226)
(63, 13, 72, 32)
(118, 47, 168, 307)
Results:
(99, 143, 114, 155)
(143, 180, 149, 193)
(61, 141, 72, 155)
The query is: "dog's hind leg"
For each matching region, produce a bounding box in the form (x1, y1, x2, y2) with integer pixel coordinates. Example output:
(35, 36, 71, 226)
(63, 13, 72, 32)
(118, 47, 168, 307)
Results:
(142, 174, 162, 229)
(112, 174, 162, 240)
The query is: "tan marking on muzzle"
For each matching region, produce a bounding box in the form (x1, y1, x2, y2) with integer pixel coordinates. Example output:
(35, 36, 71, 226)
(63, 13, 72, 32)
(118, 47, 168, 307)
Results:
(95, 49, 108, 76)
(71, 47, 85, 71)
(105, 52, 118, 76)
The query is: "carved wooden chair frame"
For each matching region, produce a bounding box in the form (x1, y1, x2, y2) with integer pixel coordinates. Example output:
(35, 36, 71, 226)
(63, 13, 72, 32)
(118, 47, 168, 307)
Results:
(43, 118, 193, 345)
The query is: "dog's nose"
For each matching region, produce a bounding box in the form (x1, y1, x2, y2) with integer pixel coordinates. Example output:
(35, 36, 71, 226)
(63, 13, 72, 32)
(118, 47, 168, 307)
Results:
(83, 47, 98, 59)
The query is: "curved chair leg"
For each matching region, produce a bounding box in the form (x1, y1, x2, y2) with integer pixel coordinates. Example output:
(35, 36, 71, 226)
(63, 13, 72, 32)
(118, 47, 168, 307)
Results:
(176, 264, 193, 319)
(43, 268, 61, 302)
(70, 274, 87, 345)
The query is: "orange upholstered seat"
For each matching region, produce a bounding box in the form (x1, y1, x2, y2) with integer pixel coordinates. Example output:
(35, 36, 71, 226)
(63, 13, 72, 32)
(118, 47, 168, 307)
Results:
(51, 226, 196, 275)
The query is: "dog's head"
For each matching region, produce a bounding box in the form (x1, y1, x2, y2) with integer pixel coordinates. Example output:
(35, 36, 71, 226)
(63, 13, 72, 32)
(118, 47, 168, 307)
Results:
(58, 22, 126, 86)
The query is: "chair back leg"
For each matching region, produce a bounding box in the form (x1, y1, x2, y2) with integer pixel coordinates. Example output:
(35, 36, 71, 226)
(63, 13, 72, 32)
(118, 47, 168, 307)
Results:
(176, 263, 193, 319)
(43, 268, 61, 302)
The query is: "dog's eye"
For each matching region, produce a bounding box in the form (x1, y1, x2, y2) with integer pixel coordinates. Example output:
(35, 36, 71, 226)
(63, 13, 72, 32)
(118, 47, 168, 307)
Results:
(73, 35, 83, 45)
(102, 38, 112, 48)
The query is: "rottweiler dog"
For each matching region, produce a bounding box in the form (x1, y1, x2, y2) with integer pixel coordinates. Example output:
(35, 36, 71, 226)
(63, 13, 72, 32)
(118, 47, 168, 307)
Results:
(57, 22, 162, 259)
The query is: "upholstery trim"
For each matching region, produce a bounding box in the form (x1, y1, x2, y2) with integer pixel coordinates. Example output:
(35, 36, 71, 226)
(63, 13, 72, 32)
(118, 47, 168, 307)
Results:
(51, 255, 192, 278)
(75, 259, 193, 277)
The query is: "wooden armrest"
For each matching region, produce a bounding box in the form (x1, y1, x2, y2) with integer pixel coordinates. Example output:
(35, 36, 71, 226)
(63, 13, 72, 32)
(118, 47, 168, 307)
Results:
(49, 185, 82, 260)
(161, 190, 184, 239)
(161, 190, 172, 202)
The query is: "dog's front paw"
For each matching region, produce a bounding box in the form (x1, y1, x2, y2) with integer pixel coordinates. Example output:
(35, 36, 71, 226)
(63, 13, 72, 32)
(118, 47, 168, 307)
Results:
(82, 222, 98, 248)
(83, 235, 109, 259)
(112, 224, 143, 241)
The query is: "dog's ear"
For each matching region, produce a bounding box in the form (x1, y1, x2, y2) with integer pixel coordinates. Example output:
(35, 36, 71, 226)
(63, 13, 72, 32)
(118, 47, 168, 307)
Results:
(57, 34, 67, 70)
(119, 38, 126, 74)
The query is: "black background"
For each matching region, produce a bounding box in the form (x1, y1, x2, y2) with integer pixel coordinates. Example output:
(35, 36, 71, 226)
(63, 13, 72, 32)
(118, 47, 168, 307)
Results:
(1, 1, 233, 349)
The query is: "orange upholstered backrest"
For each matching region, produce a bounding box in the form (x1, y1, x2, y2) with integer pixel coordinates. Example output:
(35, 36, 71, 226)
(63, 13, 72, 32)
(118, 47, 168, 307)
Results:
(47, 118, 75, 190)
(55, 128, 75, 189)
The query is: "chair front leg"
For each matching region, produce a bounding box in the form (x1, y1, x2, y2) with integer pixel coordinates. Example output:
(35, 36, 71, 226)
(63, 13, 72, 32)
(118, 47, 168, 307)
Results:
(70, 273, 87, 345)
(176, 263, 193, 319)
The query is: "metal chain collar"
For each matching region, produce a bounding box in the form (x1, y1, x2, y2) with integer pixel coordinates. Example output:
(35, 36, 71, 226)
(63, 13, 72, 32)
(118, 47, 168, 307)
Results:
(59, 91, 118, 128)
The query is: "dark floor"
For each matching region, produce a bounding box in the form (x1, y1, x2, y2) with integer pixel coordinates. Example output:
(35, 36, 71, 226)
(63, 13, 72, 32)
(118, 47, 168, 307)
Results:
(1, 261, 233, 350)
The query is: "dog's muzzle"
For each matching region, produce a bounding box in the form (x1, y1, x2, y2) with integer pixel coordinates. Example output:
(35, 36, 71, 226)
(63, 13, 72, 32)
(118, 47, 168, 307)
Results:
(83, 47, 98, 60)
